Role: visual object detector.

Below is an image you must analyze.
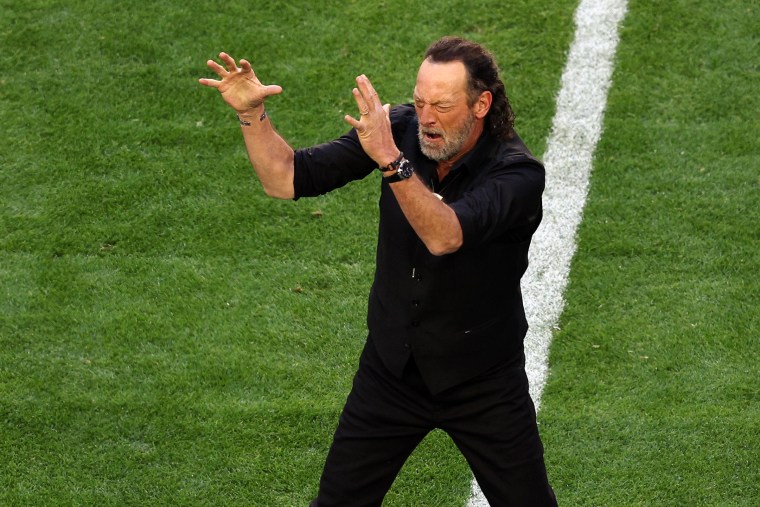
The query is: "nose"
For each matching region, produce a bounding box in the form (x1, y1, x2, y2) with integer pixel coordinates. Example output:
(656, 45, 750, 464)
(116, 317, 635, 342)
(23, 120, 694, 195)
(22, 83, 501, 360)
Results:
(417, 104, 436, 127)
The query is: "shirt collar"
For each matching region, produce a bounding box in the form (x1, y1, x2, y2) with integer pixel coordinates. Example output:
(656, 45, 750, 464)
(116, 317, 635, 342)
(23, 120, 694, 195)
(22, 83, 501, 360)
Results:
(451, 127, 494, 176)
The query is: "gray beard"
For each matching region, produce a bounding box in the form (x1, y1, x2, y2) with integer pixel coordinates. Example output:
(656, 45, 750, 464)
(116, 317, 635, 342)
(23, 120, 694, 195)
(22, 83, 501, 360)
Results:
(418, 113, 476, 162)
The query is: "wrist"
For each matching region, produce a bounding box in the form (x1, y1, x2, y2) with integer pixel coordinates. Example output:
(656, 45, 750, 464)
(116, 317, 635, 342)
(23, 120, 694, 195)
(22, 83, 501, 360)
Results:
(236, 102, 265, 117)
(379, 151, 404, 172)
(237, 106, 268, 126)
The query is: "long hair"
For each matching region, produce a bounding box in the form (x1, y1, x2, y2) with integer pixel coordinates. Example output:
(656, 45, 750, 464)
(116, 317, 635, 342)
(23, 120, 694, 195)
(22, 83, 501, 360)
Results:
(424, 36, 515, 140)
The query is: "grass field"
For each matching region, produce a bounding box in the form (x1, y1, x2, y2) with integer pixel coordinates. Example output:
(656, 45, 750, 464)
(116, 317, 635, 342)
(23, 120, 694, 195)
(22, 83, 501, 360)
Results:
(1, 0, 757, 506)
(539, 2, 759, 505)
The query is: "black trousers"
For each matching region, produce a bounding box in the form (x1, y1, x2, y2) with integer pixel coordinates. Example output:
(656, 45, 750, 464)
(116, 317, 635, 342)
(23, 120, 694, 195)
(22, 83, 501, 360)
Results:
(310, 339, 557, 507)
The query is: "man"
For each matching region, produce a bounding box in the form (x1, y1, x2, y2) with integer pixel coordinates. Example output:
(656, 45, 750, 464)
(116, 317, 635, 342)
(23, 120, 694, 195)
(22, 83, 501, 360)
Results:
(200, 36, 557, 506)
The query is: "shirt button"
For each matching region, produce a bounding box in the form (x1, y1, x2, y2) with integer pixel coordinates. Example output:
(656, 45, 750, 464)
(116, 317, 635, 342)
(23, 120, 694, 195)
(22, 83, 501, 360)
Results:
(412, 300, 420, 307)
(411, 320, 420, 327)
(404, 343, 411, 349)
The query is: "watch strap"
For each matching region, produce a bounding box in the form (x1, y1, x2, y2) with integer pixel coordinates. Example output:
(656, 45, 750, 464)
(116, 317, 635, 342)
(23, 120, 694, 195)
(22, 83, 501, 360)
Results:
(384, 171, 404, 183)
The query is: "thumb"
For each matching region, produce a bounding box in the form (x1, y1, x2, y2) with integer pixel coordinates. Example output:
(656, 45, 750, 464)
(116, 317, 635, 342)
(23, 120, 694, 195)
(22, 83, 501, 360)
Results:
(264, 84, 283, 97)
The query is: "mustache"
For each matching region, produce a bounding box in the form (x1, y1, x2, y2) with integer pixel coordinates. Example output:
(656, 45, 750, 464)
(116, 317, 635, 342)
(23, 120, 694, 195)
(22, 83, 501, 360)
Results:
(419, 127, 444, 137)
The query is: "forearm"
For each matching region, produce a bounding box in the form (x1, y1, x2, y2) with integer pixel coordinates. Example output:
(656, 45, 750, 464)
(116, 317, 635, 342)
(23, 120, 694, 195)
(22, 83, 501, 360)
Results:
(388, 175, 463, 255)
(238, 108, 295, 200)
(342, 74, 462, 254)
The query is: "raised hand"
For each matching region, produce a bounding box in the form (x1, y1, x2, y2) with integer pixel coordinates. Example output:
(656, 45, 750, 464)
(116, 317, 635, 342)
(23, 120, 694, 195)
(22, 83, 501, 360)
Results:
(344, 75, 400, 169)
(199, 52, 282, 114)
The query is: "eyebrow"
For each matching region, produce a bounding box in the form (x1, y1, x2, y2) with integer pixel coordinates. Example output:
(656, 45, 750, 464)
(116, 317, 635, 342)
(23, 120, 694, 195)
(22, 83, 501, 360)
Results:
(413, 94, 455, 107)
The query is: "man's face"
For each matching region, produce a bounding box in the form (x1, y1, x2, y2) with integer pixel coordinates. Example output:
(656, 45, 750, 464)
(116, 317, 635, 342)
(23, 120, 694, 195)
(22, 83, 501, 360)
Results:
(414, 59, 481, 162)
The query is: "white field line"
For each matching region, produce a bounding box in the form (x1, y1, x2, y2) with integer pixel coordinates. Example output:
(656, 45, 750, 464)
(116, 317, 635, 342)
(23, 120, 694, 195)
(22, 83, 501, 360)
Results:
(467, 0, 628, 505)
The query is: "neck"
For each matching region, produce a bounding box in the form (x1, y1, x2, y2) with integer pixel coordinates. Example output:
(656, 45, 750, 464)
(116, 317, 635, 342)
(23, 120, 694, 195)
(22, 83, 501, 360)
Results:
(436, 159, 455, 179)
(436, 122, 484, 179)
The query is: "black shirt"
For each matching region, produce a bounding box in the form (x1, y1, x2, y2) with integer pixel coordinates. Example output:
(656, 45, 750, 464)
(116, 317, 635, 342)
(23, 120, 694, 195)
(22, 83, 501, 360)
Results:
(293, 105, 545, 394)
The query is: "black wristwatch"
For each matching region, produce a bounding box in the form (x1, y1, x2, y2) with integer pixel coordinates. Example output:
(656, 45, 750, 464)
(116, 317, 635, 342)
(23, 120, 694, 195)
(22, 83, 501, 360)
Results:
(384, 156, 414, 183)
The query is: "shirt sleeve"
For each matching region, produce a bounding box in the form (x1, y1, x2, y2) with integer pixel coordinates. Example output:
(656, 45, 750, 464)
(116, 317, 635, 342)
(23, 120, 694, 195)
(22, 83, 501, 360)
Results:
(293, 130, 376, 199)
(292, 105, 417, 200)
(449, 161, 545, 247)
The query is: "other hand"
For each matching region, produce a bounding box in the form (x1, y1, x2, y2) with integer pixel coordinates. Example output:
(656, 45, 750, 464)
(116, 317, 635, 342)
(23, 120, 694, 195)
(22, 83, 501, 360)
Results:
(199, 52, 282, 114)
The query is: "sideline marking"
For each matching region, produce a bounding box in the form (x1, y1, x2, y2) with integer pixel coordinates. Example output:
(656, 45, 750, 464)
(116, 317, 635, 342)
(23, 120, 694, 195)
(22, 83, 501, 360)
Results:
(467, 0, 628, 504)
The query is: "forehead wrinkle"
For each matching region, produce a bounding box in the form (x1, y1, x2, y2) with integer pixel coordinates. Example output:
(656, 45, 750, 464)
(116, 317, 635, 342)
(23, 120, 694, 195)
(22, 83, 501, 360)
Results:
(413, 87, 464, 106)
(414, 60, 468, 106)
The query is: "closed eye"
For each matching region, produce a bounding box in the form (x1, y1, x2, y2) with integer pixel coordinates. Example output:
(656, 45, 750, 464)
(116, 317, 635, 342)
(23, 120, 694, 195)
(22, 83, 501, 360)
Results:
(414, 98, 454, 113)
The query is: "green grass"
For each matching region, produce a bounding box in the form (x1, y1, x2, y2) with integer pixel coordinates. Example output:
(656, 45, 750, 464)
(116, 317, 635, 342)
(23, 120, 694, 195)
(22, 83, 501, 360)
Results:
(539, 0, 759, 505)
(0, 0, 577, 505)
(2, 0, 757, 505)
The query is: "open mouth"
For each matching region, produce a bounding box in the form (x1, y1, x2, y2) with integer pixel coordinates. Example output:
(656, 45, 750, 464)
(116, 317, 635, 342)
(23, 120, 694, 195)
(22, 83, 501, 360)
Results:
(423, 131, 443, 142)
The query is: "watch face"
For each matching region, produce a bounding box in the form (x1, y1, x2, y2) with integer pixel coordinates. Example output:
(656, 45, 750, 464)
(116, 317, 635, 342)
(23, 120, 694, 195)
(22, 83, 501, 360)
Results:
(398, 159, 414, 179)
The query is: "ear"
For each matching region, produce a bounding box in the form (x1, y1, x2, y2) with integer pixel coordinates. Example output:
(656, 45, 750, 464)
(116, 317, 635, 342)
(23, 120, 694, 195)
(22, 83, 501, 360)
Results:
(473, 90, 492, 120)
